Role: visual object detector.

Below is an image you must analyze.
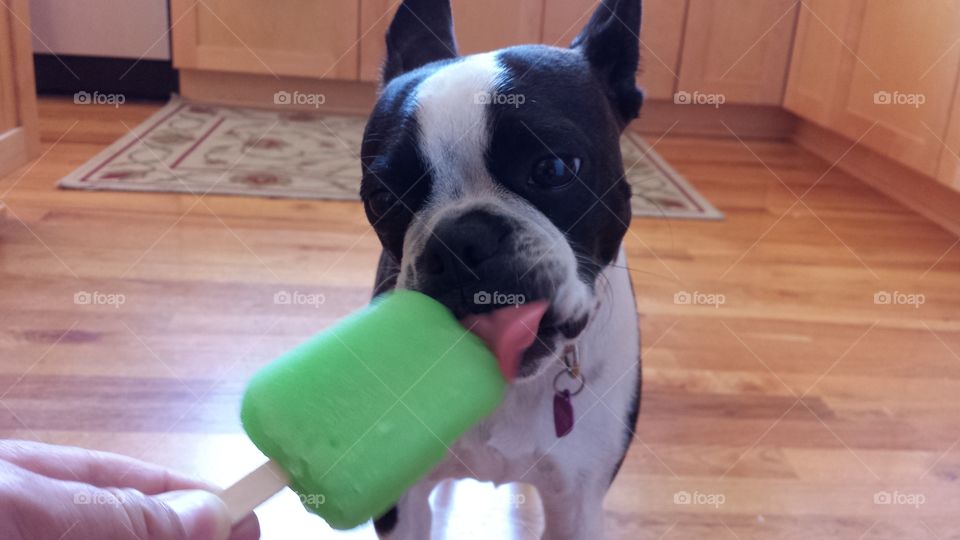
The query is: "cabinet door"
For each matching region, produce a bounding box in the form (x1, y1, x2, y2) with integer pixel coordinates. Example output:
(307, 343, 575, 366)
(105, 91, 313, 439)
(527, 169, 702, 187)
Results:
(170, 0, 360, 79)
(830, 0, 960, 177)
(541, 0, 686, 100)
(453, 0, 543, 55)
(0, 0, 39, 177)
(0, 28, 19, 134)
(359, 0, 543, 83)
(678, 0, 798, 105)
(784, 0, 863, 126)
(936, 74, 960, 191)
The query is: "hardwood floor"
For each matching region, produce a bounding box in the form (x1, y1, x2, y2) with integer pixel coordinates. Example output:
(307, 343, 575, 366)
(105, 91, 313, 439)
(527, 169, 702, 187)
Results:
(2, 98, 960, 539)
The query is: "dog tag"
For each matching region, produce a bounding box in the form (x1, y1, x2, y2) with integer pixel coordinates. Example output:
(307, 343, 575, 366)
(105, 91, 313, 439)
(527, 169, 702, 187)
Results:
(553, 389, 575, 438)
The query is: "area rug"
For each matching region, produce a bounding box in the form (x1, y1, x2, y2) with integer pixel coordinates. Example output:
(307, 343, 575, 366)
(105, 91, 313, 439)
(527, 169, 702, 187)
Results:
(59, 98, 722, 220)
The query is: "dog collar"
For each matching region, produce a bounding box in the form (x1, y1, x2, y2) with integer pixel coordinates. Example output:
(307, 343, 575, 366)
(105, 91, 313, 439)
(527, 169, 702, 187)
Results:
(551, 291, 604, 438)
(553, 344, 585, 438)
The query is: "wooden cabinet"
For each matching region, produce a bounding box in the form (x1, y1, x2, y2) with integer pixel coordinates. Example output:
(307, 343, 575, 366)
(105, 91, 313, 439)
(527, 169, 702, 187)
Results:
(540, 0, 596, 46)
(836, 1, 960, 177)
(937, 77, 960, 190)
(678, 0, 798, 105)
(541, 0, 686, 100)
(452, 0, 543, 56)
(786, 1, 960, 177)
(547, 0, 805, 111)
(0, 0, 39, 178)
(174, 0, 793, 110)
(360, 0, 685, 101)
(170, 0, 360, 79)
(782, 0, 860, 126)
(357, 0, 393, 82)
(359, 0, 544, 83)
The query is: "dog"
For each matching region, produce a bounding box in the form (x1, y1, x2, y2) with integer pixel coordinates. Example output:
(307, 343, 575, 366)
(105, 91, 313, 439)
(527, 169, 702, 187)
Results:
(359, 0, 642, 537)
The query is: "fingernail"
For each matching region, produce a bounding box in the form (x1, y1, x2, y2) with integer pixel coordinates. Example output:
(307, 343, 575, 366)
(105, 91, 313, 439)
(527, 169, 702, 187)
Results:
(164, 490, 232, 540)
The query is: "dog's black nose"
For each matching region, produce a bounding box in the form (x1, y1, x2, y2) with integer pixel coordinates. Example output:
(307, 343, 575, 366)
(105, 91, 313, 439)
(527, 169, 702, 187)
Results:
(415, 210, 515, 308)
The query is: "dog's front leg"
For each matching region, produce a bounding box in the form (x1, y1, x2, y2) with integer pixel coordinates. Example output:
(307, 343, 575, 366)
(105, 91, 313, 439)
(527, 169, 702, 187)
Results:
(374, 480, 435, 540)
(538, 475, 607, 540)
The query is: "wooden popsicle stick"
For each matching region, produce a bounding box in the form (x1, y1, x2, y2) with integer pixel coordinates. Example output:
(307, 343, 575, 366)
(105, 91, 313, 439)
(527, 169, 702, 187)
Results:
(220, 460, 290, 524)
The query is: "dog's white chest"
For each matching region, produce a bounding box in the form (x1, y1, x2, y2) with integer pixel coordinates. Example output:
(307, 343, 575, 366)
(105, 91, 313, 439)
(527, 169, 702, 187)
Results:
(429, 252, 640, 489)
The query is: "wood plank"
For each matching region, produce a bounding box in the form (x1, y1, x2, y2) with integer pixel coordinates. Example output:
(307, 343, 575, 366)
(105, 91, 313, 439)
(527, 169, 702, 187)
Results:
(633, 100, 797, 139)
(179, 70, 378, 116)
(795, 119, 960, 237)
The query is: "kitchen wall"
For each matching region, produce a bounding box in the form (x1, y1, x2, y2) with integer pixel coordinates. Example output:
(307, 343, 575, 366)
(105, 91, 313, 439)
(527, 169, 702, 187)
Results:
(30, 0, 170, 60)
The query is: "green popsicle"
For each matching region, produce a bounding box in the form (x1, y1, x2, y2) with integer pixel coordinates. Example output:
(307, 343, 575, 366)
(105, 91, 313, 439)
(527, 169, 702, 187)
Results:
(230, 289, 547, 530)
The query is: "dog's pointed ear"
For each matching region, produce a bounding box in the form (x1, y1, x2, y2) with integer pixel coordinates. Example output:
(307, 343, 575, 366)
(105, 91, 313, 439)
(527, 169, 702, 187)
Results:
(571, 0, 643, 127)
(382, 0, 459, 84)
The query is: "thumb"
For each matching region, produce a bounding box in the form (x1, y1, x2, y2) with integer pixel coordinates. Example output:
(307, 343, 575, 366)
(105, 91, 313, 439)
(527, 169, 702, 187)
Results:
(156, 490, 233, 540)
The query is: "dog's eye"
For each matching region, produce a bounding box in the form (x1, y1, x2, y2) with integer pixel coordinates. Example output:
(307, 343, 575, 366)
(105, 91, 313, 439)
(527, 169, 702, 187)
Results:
(366, 189, 400, 218)
(530, 156, 581, 189)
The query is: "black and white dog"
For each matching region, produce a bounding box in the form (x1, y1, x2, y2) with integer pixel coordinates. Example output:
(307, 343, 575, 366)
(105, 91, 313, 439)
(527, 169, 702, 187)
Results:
(360, 0, 642, 537)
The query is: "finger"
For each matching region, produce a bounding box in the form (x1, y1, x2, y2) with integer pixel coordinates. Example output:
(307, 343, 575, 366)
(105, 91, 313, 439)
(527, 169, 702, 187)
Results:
(161, 490, 234, 540)
(0, 440, 211, 494)
(158, 493, 260, 540)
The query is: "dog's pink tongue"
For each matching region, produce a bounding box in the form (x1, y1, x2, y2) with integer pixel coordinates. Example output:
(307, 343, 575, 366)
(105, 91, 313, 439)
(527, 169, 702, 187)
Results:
(460, 302, 549, 383)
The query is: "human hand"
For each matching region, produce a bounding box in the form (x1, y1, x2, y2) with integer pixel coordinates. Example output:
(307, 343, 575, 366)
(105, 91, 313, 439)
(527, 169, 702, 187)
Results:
(0, 440, 259, 540)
